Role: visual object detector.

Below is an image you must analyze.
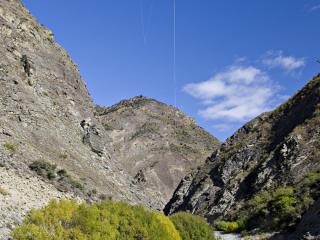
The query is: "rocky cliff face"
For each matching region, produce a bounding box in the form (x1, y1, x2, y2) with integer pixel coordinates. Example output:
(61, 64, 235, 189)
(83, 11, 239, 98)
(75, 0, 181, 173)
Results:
(0, 0, 148, 236)
(0, 1, 219, 238)
(95, 96, 220, 208)
(165, 75, 320, 238)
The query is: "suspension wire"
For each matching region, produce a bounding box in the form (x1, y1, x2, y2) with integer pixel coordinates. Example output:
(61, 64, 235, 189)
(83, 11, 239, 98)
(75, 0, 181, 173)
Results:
(173, 0, 177, 109)
(146, 0, 155, 36)
(173, 0, 178, 140)
(140, 0, 147, 44)
(140, 0, 154, 45)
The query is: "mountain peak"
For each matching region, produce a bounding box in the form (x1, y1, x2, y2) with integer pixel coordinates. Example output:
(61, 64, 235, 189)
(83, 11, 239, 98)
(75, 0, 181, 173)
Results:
(0, 1, 220, 237)
(95, 97, 220, 209)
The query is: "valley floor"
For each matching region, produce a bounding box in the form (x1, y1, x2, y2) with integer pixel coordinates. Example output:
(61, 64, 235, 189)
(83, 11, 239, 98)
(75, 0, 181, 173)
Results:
(214, 231, 241, 240)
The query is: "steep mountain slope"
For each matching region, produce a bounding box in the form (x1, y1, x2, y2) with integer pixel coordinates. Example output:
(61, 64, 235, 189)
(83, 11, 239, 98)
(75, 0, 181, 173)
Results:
(0, 0, 155, 236)
(0, 1, 220, 238)
(95, 96, 220, 208)
(165, 74, 320, 238)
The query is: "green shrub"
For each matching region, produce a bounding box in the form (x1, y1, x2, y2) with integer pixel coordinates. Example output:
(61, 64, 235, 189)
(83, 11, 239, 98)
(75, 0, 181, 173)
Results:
(3, 143, 16, 152)
(299, 167, 320, 188)
(214, 220, 241, 233)
(57, 169, 68, 177)
(170, 212, 214, 240)
(12, 200, 80, 240)
(29, 161, 84, 191)
(233, 179, 318, 232)
(270, 187, 298, 222)
(247, 191, 271, 216)
(67, 178, 84, 191)
(59, 153, 68, 159)
(29, 161, 57, 180)
(11, 200, 182, 240)
(208, 166, 320, 233)
(239, 187, 299, 230)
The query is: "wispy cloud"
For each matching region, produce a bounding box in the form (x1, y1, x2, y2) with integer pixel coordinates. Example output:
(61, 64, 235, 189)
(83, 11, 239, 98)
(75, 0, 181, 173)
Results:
(183, 65, 280, 125)
(262, 51, 305, 71)
(212, 123, 234, 132)
(310, 4, 320, 11)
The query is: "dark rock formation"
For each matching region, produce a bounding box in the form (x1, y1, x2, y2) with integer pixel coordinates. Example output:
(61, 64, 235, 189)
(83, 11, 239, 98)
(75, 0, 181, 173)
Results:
(80, 118, 105, 156)
(165, 75, 320, 239)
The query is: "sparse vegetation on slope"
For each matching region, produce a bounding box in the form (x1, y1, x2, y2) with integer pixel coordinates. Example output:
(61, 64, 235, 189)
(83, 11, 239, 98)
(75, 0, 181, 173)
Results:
(29, 161, 84, 192)
(165, 75, 320, 238)
(95, 96, 220, 209)
(3, 143, 16, 153)
(215, 166, 320, 233)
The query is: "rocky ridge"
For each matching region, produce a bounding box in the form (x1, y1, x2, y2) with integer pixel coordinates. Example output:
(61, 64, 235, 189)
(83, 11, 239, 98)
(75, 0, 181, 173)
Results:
(95, 96, 220, 208)
(0, 0, 152, 235)
(165, 75, 320, 239)
(0, 1, 220, 238)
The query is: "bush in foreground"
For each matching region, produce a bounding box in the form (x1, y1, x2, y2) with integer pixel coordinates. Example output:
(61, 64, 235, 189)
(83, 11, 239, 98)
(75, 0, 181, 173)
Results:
(12, 200, 181, 240)
(170, 212, 214, 240)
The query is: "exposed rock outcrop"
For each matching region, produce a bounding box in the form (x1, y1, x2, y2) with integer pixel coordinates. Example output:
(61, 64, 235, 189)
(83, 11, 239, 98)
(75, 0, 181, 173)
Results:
(0, 1, 155, 236)
(165, 75, 320, 238)
(95, 96, 220, 208)
(0, 1, 220, 238)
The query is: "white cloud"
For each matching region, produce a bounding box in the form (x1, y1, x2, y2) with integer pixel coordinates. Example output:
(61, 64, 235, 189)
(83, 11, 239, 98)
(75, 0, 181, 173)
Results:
(183, 65, 279, 124)
(212, 123, 234, 132)
(262, 51, 305, 71)
(310, 4, 320, 11)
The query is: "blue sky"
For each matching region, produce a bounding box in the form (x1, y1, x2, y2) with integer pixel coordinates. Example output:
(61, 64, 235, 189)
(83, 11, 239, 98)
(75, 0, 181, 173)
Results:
(22, 0, 320, 140)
